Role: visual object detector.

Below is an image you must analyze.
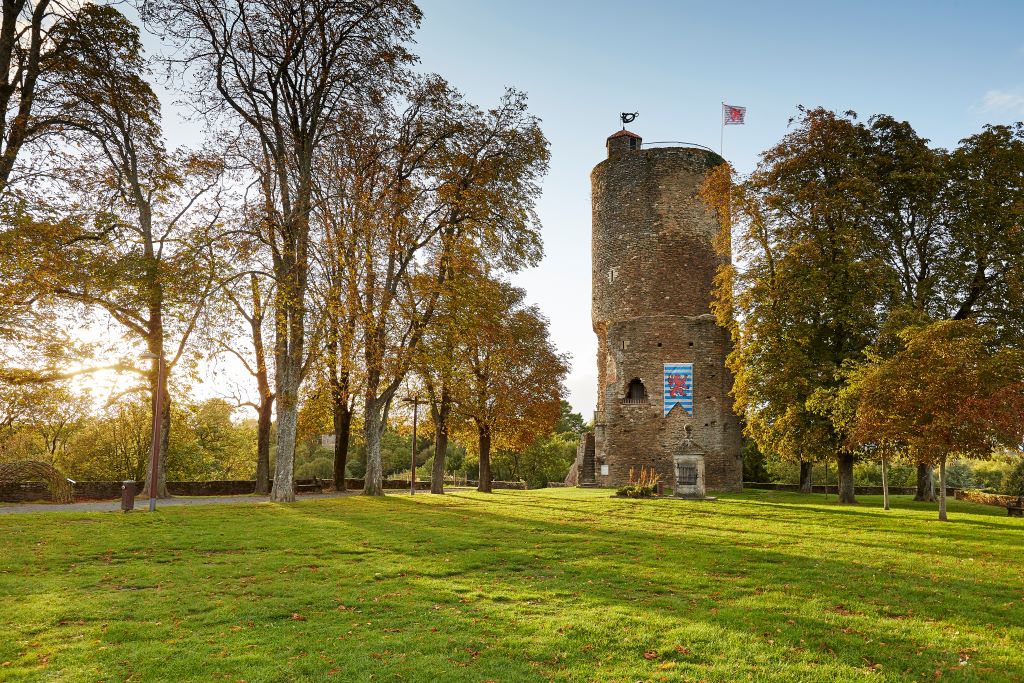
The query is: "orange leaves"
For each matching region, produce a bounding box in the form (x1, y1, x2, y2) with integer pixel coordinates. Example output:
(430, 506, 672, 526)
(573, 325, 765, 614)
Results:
(851, 320, 1024, 463)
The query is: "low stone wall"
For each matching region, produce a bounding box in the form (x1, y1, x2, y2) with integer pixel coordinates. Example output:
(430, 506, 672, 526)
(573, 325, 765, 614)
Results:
(955, 490, 1022, 507)
(1, 476, 529, 502)
(0, 479, 267, 502)
(743, 482, 957, 496)
(0, 481, 56, 502)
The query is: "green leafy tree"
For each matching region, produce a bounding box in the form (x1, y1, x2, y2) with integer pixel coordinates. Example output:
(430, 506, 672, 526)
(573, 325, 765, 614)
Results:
(328, 82, 548, 496)
(1003, 459, 1024, 497)
(454, 277, 568, 493)
(851, 320, 1024, 521)
(703, 107, 886, 503)
(860, 117, 1024, 501)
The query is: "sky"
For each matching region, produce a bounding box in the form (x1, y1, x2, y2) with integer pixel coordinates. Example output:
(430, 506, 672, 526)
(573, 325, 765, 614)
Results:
(148, 0, 1024, 418)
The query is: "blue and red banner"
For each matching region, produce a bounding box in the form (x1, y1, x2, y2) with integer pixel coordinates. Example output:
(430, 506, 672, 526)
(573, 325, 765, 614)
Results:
(664, 363, 693, 416)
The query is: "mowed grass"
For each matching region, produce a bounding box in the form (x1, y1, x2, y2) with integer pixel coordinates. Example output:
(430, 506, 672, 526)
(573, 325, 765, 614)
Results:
(1, 489, 1022, 682)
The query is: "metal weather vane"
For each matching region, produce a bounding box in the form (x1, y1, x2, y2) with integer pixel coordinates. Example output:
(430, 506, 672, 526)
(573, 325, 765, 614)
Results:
(620, 112, 638, 128)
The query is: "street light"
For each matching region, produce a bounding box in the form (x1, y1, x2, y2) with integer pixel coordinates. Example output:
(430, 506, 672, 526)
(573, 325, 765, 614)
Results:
(141, 351, 165, 512)
(402, 396, 423, 496)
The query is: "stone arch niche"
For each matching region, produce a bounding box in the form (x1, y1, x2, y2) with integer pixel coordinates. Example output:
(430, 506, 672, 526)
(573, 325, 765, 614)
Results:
(623, 378, 648, 403)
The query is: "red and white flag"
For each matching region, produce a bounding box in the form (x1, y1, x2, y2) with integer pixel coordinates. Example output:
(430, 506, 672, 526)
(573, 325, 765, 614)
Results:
(723, 104, 746, 125)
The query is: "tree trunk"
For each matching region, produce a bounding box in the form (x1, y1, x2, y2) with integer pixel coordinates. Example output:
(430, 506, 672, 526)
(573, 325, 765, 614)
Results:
(836, 452, 856, 504)
(254, 393, 273, 495)
(431, 423, 448, 495)
(250, 274, 273, 496)
(270, 381, 298, 503)
(938, 457, 948, 522)
(477, 423, 492, 493)
(881, 456, 890, 511)
(914, 462, 936, 502)
(799, 461, 813, 493)
(143, 355, 170, 499)
(429, 388, 451, 495)
(363, 403, 385, 496)
(333, 399, 352, 491)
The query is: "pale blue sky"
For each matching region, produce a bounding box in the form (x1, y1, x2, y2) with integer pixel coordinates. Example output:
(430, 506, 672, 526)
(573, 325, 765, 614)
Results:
(147, 1, 1024, 416)
(414, 0, 1024, 416)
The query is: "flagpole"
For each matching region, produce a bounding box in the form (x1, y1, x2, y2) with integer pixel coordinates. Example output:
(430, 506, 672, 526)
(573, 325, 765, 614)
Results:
(720, 101, 724, 156)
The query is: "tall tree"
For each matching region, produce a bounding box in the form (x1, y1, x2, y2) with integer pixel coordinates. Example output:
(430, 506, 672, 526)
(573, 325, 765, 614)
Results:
(858, 118, 1024, 501)
(140, 0, 421, 502)
(7, 5, 222, 497)
(320, 80, 547, 496)
(702, 107, 886, 503)
(454, 277, 567, 493)
(311, 124, 367, 492)
(413, 266, 477, 494)
(206, 259, 277, 495)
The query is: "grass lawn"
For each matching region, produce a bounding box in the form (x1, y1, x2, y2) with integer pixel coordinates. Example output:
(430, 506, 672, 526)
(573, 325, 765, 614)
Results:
(1, 489, 1022, 682)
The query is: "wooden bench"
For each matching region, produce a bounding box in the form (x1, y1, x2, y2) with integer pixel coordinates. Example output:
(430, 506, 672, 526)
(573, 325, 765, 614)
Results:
(1009, 498, 1024, 518)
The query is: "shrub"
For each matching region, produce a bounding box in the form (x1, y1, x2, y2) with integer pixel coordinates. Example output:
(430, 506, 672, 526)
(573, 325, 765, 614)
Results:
(615, 466, 660, 498)
(1002, 458, 1024, 497)
(969, 453, 1019, 491)
(616, 484, 656, 498)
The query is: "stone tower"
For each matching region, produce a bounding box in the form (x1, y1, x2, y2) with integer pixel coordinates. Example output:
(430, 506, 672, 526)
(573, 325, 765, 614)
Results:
(586, 129, 742, 492)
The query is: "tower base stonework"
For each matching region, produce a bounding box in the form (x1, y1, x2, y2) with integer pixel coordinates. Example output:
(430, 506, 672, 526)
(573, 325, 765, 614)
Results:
(592, 314, 742, 492)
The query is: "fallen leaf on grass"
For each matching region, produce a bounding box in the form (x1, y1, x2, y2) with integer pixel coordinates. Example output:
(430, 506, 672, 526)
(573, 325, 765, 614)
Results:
(290, 613, 306, 621)
(643, 650, 658, 660)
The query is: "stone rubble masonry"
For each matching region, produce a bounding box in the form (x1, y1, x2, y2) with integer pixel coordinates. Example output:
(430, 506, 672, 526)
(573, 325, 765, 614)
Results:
(591, 132, 743, 492)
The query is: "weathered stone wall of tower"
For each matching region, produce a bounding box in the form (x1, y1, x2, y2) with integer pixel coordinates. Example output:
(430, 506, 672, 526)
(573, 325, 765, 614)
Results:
(591, 145, 742, 491)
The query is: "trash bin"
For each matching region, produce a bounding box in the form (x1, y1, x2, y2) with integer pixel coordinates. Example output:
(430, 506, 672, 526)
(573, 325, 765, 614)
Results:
(121, 481, 136, 512)
(656, 481, 665, 496)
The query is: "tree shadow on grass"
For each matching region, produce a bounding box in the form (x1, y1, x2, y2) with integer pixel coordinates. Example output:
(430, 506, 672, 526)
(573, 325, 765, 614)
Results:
(294, 494, 1024, 631)
(287, 497, 1023, 682)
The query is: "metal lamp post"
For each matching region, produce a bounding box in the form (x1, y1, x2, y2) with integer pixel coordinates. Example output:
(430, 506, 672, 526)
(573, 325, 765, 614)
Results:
(141, 351, 165, 512)
(402, 396, 422, 495)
